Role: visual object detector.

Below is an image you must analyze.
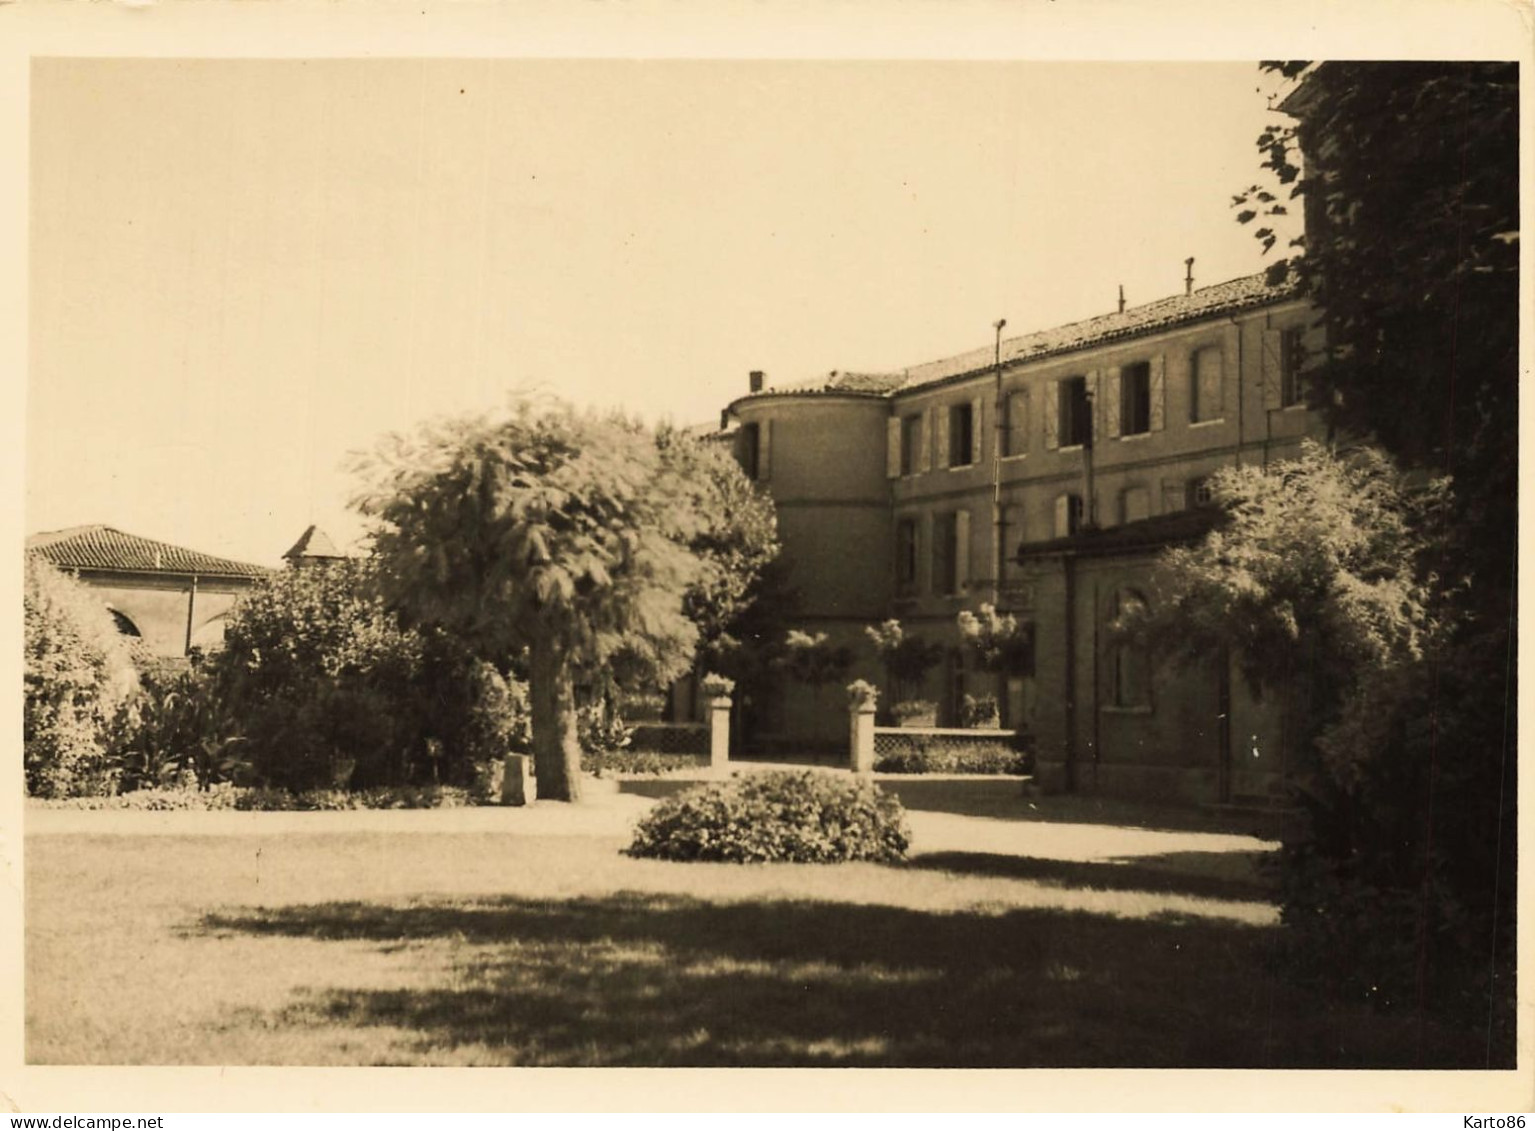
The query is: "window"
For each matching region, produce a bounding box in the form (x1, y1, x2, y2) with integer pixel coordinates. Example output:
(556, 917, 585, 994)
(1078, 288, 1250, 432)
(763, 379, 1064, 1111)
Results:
(1120, 485, 1151, 524)
(1120, 361, 1152, 435)
(1280, 327, 1306, 407)
(1111, 589, 1151, 709)
(895, 518, 918, 596)
(931, 511, 971, 594)
(738, 422, 761, 481)
(1059, 376, 1091, 447)
(1190, 346, 1224, 423)
(1004, 389, 1029, 456)
(1189, 476, 1216, 508)
(948, 403, 975, 467)
(899, 414, 921, 476)
(1053, 493, 1084, 538)
(108, 608, 141, 637)
(933, 514, 957, 594)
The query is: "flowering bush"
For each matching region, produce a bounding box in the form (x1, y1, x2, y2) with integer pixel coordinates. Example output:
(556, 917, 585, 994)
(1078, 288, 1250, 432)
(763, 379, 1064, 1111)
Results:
(865, 619, 945, 702)
(628, 769, 910, 863)
(956, 604, 1032, 671)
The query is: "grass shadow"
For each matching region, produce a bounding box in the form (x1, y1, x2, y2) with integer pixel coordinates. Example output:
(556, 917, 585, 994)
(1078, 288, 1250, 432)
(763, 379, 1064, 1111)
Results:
(907, 850, 1273, 902)
(196, 890, 1478, 1068)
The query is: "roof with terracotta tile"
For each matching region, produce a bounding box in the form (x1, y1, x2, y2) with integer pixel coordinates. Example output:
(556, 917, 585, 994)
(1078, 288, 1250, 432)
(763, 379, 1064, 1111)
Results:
(750, 271, 1300, 403)
(26, 525, 273, 578)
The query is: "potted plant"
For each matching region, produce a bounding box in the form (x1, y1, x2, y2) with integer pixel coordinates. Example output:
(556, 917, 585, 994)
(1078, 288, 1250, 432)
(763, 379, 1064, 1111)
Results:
(891, 699, 938, 728)
(960, 692, 1000, 729)
(846, 679, 880, 712)
(700, 671, 736, 704)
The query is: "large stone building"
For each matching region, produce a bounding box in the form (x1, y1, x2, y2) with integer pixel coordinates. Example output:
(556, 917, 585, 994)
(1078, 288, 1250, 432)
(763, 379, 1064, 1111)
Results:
(720, 270, 1326, 803)
(26, 525, 273, 656)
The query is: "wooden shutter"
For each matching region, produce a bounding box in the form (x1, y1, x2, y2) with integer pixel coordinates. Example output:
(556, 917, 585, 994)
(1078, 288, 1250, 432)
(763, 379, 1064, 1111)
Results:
(1261, 329, 1283, 409)
(1102, 368, 1121, 440)
(955, 510, 971, 590)
(916, 410, 932, 472)
(934, 405, 951, 469)
(1161, 478, 1185, 514)
(886, 417, 902, 479)
(1149, 355, 1166, 432)
(1007, 389, 1028, 455)
(970, 396, 985, 465)
(758, 419, 772, 481)
(1044, 381, 1059, 450)
(1053, 495, 1070, 538)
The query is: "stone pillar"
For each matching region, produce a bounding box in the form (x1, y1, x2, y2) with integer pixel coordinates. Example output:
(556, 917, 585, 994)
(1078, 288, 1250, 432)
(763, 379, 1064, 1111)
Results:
(849, 705, 876, 774)
(502, 753, 535, 806)
(709, 695, 732, 774)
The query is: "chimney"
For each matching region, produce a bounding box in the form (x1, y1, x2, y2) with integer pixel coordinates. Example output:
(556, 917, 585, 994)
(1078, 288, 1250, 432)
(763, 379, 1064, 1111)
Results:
(749, 370, 765, 393)
(1184, 257, 1196, 297)
(1117, 284, 1126, 314)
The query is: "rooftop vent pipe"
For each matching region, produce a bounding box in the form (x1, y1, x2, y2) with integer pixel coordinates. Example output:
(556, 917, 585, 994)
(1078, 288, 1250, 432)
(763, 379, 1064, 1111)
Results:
(1185, 257, 1196, 296)
(749, 370, 765, 393)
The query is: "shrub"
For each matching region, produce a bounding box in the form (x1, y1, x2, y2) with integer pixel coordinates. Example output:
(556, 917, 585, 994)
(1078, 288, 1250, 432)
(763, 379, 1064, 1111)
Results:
(874, 740, 1027, 775)
(576, 699, 634, 755)
(628, 769, 910, 863)
(232, 785, 478, 811)
(890, 699, 937, 724)
(23, 558, 141, 798)
(29, 783, 243, 811)
(215, 561, 530, 791)
(581, 749, 705, 777)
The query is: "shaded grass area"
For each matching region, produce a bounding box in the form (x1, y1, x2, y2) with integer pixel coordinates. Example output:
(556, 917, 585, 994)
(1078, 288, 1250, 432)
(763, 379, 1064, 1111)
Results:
(26, 829, 1480, 1067)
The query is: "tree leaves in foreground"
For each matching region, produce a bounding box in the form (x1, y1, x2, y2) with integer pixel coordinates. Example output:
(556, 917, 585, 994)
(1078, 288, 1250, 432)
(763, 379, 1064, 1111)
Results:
(351, 397, 731, 801)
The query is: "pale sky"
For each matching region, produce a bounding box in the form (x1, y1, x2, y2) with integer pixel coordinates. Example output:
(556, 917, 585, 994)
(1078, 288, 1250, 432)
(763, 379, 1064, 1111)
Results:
(29, 58, 1296, 566)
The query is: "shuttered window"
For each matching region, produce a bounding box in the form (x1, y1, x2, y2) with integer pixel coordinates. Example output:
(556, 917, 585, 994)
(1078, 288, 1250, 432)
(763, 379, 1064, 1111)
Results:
(1190, 346, 1224, 423)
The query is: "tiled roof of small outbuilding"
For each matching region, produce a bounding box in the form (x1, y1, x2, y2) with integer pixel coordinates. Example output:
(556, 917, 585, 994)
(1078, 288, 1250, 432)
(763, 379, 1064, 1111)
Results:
(26, 525, 272, 578)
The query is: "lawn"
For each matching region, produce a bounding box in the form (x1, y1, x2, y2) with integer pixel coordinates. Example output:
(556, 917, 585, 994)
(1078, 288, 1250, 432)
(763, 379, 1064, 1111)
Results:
(25, 794, 1485, 1068)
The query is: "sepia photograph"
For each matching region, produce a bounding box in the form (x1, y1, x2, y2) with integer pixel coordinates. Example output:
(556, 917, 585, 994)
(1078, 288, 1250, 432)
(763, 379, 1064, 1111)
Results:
(4, 0, 1528, 1115)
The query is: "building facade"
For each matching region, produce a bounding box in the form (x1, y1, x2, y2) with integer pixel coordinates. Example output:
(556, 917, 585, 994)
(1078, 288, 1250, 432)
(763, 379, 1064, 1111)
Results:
(26, 525, 273, 656)
(721, 271, 1327, 803)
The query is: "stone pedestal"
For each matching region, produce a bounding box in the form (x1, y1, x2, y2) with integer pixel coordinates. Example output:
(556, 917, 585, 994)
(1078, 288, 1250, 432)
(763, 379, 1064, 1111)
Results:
(709, 696, 732, 774)
(849, 706, 876, 774)
(502, 753, 535, 806)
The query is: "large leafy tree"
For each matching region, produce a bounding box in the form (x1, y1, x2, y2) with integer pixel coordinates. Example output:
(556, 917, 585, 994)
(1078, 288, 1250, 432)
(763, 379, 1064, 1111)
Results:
(657, 423, 782, 663)
(351, 397, 716, 801)
(1227, 63, 1517, 1055)
(1236, 61, 1518, 545)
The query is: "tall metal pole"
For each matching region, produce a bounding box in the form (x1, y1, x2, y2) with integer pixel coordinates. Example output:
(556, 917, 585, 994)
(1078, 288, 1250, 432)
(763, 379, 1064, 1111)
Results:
(990, 318, 1007, 606)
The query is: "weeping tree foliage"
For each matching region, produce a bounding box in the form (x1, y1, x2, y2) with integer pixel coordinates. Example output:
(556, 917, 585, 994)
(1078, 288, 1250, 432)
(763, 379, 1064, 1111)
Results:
(351, 397, 719, 802)
(1142, 442, 1451, 769)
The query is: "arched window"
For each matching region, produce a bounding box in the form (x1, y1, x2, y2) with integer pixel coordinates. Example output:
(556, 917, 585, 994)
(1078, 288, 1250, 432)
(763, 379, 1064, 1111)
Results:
(1111, 588, 1151, 709)
(107, 608, 142, 637)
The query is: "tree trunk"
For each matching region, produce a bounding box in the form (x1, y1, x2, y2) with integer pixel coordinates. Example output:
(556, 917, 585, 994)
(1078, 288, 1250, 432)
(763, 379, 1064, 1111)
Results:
(529, 636, 583, 802)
